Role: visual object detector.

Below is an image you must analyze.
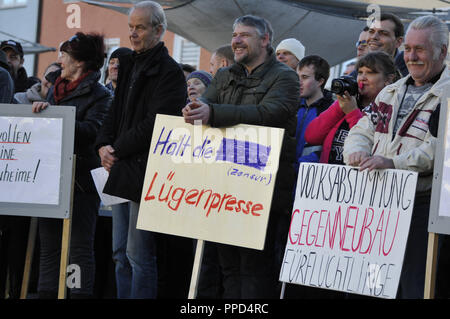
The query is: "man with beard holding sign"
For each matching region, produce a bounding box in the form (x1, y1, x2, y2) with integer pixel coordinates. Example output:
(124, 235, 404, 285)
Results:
(182, 15, 299, 298)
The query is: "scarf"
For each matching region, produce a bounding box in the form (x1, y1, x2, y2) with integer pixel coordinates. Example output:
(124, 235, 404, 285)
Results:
(53, 71, 91, 104)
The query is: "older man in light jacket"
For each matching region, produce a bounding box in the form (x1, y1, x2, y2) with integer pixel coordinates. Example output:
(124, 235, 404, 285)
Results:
(344, 15, 449, 299)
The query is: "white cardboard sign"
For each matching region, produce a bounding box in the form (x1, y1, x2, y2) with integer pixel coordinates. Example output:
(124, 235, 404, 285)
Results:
(0, 116, 63, 205)
(137, 115, 284, 250)
(438, 98, 450, 218)
(280, 163, 418, 299)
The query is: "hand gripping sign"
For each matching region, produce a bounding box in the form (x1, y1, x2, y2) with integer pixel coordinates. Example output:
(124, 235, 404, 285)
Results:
(137, 114, 284, 250)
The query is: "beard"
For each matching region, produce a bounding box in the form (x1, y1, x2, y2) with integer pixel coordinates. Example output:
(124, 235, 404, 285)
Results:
(233, 45, 260, 66)
(234, 48, 249, 64)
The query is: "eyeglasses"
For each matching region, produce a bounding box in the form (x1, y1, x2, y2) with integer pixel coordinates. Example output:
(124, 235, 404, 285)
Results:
(356, 40, 368, 48)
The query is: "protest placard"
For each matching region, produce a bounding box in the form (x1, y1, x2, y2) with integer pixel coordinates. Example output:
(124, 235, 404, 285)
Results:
(279, 163, 418, 299)
(0, 116, 62, 204)
(429, 95, 450, 233)
(0, 104, 75, 219)
(426, 95, 450, 298)
(136, 114, 284, 250)
(0, 104, 76, 299)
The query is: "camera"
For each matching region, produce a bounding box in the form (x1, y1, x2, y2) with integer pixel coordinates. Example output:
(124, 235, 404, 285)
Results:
(330, 76, 358, 96)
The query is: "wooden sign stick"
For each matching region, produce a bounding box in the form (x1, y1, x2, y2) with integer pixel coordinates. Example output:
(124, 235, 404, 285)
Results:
(58, 155, 76, 299)
(424, 232, 439, 299)
(188, 239, 205, 299)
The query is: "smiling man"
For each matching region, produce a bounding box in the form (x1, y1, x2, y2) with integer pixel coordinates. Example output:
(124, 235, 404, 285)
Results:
(344, 15, 449, 299)
(95, 1, 189, 299)
(182, 15, 299, 299)
(367, 13, 409, 77)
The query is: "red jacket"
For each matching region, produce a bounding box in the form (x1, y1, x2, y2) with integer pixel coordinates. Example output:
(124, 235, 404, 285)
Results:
(305, 100, 363, 163)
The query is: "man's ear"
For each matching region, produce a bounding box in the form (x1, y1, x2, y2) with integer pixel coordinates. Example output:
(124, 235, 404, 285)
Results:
(154, 24, 164, 40)
(221, 58, 229, 68)
(318, 77, 325, 88)
(20, 57, 24, 66)
(395, 36, 404, 49)
(261, 33, 270, 49)
(439, 44, 448, 61)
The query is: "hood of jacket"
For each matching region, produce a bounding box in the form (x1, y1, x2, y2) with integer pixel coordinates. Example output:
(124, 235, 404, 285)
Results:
(26, 82, 45, 102)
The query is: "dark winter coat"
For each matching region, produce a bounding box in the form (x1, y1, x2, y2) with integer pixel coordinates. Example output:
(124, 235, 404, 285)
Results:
(14, 66, 40, 93)
(95, 42, 187, 202)
(0, 67, 13, 103)
(201, 52, 300, 215)
(47, 70, 112, 193)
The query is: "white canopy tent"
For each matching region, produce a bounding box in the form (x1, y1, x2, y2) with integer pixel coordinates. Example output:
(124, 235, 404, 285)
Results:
(77, 0, 449, 66)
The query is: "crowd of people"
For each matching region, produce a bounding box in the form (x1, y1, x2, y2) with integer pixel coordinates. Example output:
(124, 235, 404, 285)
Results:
(0, 0, 449, 299)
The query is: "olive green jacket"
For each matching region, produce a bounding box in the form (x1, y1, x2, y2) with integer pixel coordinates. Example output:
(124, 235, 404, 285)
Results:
(202, 52, 300, 215)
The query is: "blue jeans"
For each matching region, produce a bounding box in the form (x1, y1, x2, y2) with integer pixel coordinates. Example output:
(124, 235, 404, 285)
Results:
(112, 201, 157, 299)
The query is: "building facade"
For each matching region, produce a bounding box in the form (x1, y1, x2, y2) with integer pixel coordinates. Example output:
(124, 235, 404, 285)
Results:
(0, 0, 41, 76)
(37, 0, 212, 81)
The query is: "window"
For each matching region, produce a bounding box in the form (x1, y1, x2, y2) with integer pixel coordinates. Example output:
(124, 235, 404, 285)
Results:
(0, 0, 27, 9)
(173, 34, 200, 69)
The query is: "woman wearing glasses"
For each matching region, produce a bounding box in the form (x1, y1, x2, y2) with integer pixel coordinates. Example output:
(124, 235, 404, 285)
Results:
(32, 32, 112, 299)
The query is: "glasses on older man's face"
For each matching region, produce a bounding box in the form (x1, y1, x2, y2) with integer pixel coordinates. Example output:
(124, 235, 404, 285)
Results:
(356, 40, 368, 48)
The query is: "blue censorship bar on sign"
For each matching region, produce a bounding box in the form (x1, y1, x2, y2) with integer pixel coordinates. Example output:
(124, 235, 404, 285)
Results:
(215, 138, 271, 171)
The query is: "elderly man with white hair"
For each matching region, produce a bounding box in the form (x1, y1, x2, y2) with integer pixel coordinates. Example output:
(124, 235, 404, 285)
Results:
(95, 1, 189, 299)
(344, 15, 449, 299)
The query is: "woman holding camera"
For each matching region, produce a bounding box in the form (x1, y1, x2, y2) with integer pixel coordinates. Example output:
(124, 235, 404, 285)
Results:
(305, 51, 399, 164)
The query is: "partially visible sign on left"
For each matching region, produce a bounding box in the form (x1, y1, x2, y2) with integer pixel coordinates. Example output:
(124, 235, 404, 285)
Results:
(0, 116, 62, 205)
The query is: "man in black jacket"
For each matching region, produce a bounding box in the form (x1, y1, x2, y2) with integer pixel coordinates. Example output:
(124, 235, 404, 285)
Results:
(0, 50, 13, 102)
(95, 1, 189, 299)
(183, 15, 300, 298)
